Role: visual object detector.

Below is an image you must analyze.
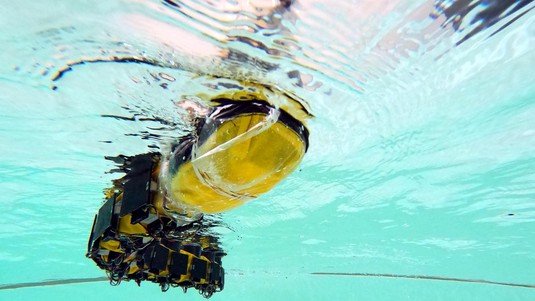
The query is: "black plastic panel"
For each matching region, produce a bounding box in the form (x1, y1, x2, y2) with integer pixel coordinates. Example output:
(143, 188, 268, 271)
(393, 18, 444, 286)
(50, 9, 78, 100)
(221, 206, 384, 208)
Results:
(91, 195, 115, 242)
(210, 263, 221, 283)
(143, 243, 169, 271)
(120, 172, 151, 217)
(130, 207, 149, 224)
(191, 257, 208, 280)
(128, 153, 153, 175)
(162, 240, 181, 252)
(151, 244, 170, 271)
(182, 244, 202, 257)
(87, 214, 98, 252)
(120, 154, 153, 217)
(169, 252, 189, 276)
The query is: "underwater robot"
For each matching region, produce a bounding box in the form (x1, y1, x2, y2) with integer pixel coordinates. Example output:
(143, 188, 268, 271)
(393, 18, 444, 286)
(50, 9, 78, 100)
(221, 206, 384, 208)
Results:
(87, 83, 311, 298)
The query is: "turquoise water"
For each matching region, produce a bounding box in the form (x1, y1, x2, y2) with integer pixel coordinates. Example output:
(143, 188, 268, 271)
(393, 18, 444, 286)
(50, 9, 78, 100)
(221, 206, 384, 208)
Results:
(1, 0, 535, 300)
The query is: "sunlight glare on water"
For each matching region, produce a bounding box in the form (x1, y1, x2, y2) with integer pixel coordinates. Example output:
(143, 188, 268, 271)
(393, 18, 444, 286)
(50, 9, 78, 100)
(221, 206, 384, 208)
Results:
(1, 0, 535, 300)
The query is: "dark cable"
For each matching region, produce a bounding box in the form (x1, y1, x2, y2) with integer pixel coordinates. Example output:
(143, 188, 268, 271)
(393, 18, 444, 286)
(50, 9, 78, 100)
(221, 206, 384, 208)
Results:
(0, 277, 109, 290)
(311, 272, 535, 289)
(2, 272, 534, 291)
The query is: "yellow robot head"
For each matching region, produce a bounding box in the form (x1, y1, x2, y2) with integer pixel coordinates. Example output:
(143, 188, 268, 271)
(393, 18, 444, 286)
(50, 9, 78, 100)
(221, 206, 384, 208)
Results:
(159, 87, 310, 215)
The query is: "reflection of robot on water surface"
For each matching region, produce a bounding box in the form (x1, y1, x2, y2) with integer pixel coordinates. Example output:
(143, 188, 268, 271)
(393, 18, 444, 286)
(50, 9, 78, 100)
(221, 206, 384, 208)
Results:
(87, 82, 311, 298)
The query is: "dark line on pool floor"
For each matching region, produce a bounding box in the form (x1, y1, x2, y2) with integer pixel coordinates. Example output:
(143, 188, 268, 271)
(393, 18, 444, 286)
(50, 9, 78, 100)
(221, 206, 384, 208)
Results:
(0, 277, 109, 290)
(1, 273, 534, 290)
(311, 272, 535, 289)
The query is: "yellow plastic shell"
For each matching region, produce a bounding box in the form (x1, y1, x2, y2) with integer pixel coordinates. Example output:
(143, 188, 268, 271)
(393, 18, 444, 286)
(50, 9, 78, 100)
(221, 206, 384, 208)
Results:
(166, 113, 306, 213)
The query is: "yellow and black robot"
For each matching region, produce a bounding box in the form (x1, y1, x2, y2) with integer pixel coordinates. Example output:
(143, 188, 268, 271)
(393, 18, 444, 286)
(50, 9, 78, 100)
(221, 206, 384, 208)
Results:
(87, 82, 311, 298)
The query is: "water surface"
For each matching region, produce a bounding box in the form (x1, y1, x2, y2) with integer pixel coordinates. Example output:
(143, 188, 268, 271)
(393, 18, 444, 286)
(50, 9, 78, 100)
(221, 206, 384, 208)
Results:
(1, 0, 535, 300)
